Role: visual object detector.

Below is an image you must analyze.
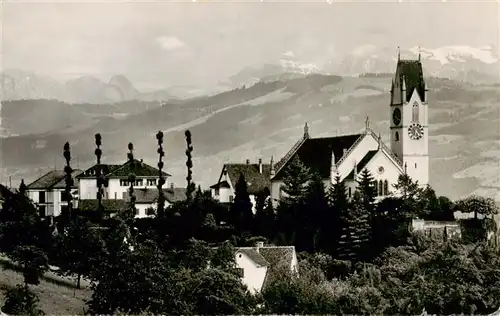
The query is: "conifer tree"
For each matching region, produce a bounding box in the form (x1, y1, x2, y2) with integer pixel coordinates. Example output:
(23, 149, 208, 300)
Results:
(325, 172, 349, 255)
(280, 155, 311, 204)
(230, 173, 254, 235)
(156, 131, 166, 218)
(185, 130, 195, 202)
(336, 191, 371, 262)
(126, 142, 137, 223)
(254, 188, 274, 239)
(301, 171, 329, 252)
(357, 169, 377, 213)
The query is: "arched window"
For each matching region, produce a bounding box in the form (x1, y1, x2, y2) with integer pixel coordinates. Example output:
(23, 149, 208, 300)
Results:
(378, 180, 383, 196)
(348, 187, 352, 198)
(412, 102, 419, 122)
(395, 131, 399, 142)
(384, 180, 389, 195)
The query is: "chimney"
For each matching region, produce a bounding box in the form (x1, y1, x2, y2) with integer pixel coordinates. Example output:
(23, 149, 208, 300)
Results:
(140, 159, 143, 166)
(246, 159, 250, 165)
(255, 241, 264, 252)
(258, 158, 262, 174)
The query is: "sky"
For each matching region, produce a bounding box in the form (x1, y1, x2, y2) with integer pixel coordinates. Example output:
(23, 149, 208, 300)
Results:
(2, 0, 499, 89)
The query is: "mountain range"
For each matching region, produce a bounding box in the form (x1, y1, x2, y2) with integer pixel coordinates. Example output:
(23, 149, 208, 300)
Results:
(1, 45, 499, 104)
(1, 71, 499, 204)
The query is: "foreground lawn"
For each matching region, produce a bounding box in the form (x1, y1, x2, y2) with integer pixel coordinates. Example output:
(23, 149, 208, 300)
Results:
(0, 267, 91, 315)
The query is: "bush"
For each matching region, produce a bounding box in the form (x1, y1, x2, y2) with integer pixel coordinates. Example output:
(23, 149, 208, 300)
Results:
(2, 284, 44, 316)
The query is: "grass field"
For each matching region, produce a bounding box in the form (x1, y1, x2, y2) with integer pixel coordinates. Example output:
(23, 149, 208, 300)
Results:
(0, 266, 91, 315)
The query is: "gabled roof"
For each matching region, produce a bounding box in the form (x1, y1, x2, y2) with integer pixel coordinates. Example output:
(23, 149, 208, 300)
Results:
(236, 248, 269, 267)
(131, 187, 187, 204)
(209, 181, 231, 189)
(77, 164, 122, 179)
(27, 169, 82, 190)
(273, 134, 363, 180)
(345, 150, 378, 180)
(395, 59, 426, 102)
(259, 246, 296, 290)
(219, 163, 271, 195)
(107, 159, 170, 178)
(51, 170, 84, 189)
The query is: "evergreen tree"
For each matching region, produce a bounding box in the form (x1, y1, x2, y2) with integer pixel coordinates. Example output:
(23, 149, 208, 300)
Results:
(58, 142, 74, 232)
(301, 171, 329, 252)
(357, 169, 377, 213)
(95, 133, 106, 222)
(337, 191, 372, 262)
(280, 155, 311, 204)
(2, 284, 44, 316)
(254, 188, 274, 239)
(230, 173, 254, 235)
(393, 173, 423, 218)
(10, 245, 49, 286)
(325, 172, 349, 256)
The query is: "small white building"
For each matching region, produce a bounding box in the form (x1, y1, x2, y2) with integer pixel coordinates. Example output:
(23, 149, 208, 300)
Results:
(233, 242, 298, 294)
(26, 169, 82, 217)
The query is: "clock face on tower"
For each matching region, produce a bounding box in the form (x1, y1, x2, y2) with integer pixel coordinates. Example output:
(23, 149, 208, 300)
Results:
(408, 123, 424, 140)
(392, 108, 401, 126)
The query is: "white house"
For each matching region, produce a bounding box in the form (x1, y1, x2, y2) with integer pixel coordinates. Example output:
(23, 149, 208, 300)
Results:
(76, 159, 185, 218)
(26, 169, 82, 217)
(210, 159, 271, 213)
(233, 242, 298, 294)
(270, 56, 430, 203)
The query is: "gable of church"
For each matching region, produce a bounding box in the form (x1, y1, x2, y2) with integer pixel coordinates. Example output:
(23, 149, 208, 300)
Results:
(272, 134, 362, 181)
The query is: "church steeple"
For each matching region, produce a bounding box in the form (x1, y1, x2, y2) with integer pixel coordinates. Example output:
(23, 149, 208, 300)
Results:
(303, 122, 309, 139)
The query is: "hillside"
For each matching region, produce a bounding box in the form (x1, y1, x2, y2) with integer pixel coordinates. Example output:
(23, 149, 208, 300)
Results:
(1, 74, 499, 203)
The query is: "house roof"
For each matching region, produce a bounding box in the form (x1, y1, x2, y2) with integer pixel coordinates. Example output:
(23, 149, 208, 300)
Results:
(107, 159, 170, 178)
(396, 59, 426, 102)
(259, 246, 296, 290)
(78, 199, 128, 213)
(220, 163, 271, 195)
(273, 134, 363, 180)
(77, 164, 122, 179)
(26, 169, 82, 190)
(236, 248, 269, 267)
(131, 187, 187, 204)
(77, 160, 170, 179)
(51, 170, 84, 189)
(209, 181, 231, 189)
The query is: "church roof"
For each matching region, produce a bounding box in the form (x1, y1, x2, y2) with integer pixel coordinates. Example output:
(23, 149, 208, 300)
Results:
(345, 150, 378, 180)
(273, 134, 363, 180)
(396, 59, 426, 102)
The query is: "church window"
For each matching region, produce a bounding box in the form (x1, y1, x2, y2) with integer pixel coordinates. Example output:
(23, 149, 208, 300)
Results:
(412, 102, 419, 122)
(415, 163, 417, 168)
(395, 132, 399, 142)
(384, 180, 389, 195)
(378, 180, 383, 196)
(348, 187, 352, 198)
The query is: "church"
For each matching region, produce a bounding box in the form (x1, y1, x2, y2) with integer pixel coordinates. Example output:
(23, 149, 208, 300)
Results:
(211, 56, 430, 206)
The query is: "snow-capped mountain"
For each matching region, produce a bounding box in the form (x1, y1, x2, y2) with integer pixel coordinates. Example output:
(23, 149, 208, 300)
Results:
(326, 45, 500, 83)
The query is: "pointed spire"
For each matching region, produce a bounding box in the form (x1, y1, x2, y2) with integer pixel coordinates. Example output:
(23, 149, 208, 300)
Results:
(331, 150, 337, 171)
(270, 156, 275, 177)
(402, 76, 407, 91)
(378, 132, 382, 149)
(418, 46, 421, 61)
(353, 159, 358, 181)
(303, 122, 309, 139)
(404, 162, 408, 174)
(365, 116, 370, 133)
(397, 46, 400, 61)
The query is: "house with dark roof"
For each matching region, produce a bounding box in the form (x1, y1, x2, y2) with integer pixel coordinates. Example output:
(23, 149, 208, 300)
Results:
(223, 242, 298, 294)
(269, 56, 430, 203)
(209, 159, 271, 213)
(76, 159, 183, 218)
(26, 169, 82, 217)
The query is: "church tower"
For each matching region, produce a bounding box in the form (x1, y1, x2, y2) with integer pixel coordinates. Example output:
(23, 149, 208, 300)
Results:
(389, 52, 429, 187)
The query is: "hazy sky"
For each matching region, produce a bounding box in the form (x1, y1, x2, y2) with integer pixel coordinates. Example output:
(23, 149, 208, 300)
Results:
(2, 0, 499, 88)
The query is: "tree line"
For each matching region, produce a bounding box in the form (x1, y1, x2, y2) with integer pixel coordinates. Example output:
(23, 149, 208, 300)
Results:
(0, 130, 499, 315)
